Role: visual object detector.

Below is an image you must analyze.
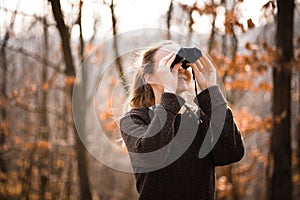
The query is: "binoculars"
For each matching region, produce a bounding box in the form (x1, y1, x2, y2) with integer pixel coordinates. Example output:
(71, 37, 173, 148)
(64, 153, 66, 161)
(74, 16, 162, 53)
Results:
(170, 47, 202, 70)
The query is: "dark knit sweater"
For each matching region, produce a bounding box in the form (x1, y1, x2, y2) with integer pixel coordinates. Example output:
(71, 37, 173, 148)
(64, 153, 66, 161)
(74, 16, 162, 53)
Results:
(120, 86, 244, 200)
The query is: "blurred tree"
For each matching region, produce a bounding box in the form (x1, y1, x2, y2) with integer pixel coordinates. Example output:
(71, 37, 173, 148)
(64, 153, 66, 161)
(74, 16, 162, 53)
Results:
(48, 0, 92, 199)
(39, 16, 49, 200)
(298, 75, 300, 197)
(269, 0, 294, 200)
(208, 0, 217, 54)
(0, 29, 9, 200)
(109, 0, 129, 95)
(0, 8, 17, 199)
(167, 0, 174, 40)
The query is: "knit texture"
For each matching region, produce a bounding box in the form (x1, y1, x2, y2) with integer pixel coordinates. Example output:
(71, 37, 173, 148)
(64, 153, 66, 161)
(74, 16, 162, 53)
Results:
(120, 86, 245, 200)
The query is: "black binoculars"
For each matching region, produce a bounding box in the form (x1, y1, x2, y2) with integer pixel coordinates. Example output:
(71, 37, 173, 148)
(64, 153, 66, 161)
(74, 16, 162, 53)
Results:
(170, 47, 202, 70)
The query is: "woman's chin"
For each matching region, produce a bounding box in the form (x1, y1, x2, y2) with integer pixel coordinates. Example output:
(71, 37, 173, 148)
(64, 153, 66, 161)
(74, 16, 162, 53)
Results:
(176, 83, 189, 94)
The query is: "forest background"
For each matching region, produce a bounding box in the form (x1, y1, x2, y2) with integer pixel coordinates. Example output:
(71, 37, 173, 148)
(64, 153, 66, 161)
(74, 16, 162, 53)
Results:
(0, 0, 300, 200)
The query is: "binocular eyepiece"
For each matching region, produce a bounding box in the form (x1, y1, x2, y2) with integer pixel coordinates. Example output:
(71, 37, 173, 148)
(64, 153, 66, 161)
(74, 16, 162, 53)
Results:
(170, 47, 202, 70)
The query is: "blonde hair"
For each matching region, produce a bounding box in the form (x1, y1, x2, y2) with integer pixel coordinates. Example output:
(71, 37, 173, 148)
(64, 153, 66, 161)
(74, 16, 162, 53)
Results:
(129, 40, 175, 109)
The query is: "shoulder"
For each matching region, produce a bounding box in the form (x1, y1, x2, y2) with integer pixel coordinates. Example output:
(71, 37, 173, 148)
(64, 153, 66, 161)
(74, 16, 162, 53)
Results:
(120, 107, 151, 126)
(123, 107, 150, 117)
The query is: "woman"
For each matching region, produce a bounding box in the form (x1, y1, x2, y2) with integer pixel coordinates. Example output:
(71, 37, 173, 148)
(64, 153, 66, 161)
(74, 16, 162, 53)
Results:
(120, 41, 244, 200)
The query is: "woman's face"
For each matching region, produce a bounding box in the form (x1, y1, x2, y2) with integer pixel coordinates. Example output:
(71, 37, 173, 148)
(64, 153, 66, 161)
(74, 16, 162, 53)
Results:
(152, 43, 192, 94)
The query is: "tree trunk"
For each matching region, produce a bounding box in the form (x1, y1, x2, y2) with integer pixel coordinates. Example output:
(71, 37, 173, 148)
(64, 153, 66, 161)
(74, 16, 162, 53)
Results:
(208, 9, 216, 53)
(110, 0, 128, 95)
(270, 0, 294, 200)
(297, 74, 300, 199)
(49, 1, 92, 199)
(0, 31, 9, 200)
(167, 0, 173, 40)
(49, 0, 75, 77)
(39, 16, 50, 200)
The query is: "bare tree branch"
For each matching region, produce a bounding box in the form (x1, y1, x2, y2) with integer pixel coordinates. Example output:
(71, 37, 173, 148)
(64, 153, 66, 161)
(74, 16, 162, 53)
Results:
(88, 17, 99, 44)
(0, 6, 45, 22)
(3, 45, 64, 73)
(0, 2, 19, 188)
(48, 1, 93, 199)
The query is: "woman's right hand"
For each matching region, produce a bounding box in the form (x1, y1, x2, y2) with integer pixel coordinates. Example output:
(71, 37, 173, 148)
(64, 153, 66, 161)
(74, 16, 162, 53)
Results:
(156, 53, 181, 93)
(188, 54, 217, 90)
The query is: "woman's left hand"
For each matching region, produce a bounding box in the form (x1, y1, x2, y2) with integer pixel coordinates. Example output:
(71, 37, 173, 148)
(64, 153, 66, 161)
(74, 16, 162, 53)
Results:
(188, 54, 217, 90)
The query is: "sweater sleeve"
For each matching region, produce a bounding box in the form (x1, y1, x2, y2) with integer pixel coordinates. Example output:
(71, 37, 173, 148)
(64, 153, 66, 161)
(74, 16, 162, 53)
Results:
(194, 86, 245, 166)
(120, 93, 185, 165)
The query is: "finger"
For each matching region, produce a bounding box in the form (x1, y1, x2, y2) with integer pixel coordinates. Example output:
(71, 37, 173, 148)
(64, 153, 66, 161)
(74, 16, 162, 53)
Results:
(199, 55, 215, 71)
(158, 53, 176, 71)
(158, 53, 174, 66)
(188, 63, 206, 87)
(167, 53, 177, 63)
(166, 53, 177, 70)
(162, 52, 176, 63)
(199, 57, 207, 69)
(195, 60, 204, 71)
(200, 54, 211, 65)
(197, 72, 208, 90)
(172, 62, 181, 73)
(197, 57, 214, 73)
(188, 63, 201, 78)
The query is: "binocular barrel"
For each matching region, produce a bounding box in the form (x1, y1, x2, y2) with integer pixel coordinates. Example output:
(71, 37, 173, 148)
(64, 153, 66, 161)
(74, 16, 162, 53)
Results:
(170, 47, 202, 70)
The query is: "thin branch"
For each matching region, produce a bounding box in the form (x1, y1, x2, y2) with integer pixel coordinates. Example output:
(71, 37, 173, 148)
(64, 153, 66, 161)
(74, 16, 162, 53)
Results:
(4, 96, 74, 126)
(0, 6, 45, 22)
(88, 17, 99, 44)
(3, 45, 64, 73)
(77, 0, 84, 63)
(9, 98, 61, 116)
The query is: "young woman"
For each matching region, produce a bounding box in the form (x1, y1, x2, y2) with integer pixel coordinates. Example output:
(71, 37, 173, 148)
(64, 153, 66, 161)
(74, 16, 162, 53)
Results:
(120, 41, 244, 200)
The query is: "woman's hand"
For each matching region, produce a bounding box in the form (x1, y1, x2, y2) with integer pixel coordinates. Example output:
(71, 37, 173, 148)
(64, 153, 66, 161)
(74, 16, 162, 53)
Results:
(188, 54, 217, 90)
(156, 53, 181, 93)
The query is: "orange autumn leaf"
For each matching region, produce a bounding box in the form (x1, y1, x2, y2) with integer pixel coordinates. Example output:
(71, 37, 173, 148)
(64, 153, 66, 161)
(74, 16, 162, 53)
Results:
(233, 107, 264, 134)
(56, 159, 65, 168)
(203, 4, 216, 15)
(225, 11, 235, 23)
(224, 11, 235, 35)
(262, 1, 276, 10)
(249, 148, 261, 159)
(245, 42, 252, 50)
(31, 84, 37, 92)
(247, 18, 255, 29)
(64, 76, 75, 87)
(99, 113, 107, 121)
(37, 140, 51, 150)
(258, 82, 272, 92)
(43, 82, 50, 91)
(69, 150, 76, 159)
(85, 43, 94, 54)
(104, 121, 117, 132)
(0, 122, 9, 134)
(274, 110, 287, 124)
(12, 89, 19, 97)
(99, 111, 113, 121)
